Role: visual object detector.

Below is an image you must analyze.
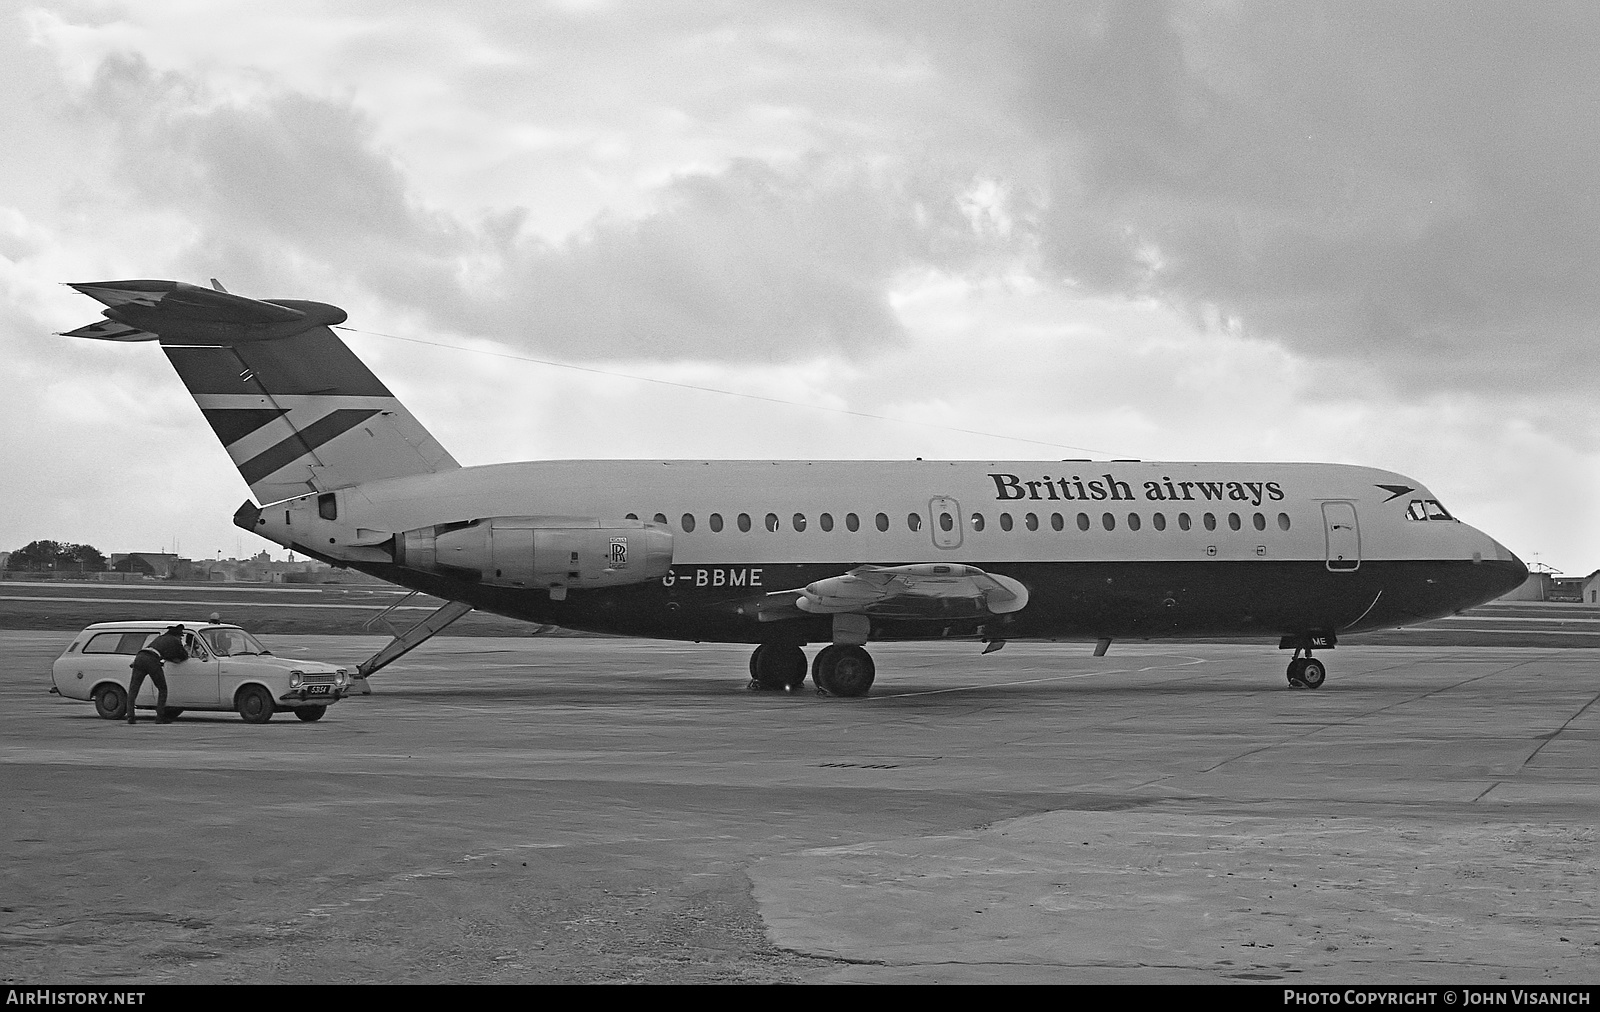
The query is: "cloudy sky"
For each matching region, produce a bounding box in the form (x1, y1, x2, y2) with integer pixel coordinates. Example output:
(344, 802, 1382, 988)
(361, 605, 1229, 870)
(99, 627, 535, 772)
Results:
(2, 1, 1596, 574)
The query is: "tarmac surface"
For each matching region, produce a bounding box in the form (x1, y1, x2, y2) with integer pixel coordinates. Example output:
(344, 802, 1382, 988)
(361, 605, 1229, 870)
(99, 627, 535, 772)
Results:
(2, 629, 1598, 984)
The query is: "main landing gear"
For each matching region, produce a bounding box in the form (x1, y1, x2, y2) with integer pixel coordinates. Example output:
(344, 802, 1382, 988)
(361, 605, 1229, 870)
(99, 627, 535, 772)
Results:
(1286, 650, 1327, 690)
(748, 643, 877, 697)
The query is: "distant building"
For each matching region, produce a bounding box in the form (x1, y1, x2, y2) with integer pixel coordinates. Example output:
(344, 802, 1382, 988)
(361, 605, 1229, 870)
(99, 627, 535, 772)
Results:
(1582, 570, 1600, 606)
(110, 552, 182, 578)
(1504, 569, 1600, 603)
(1551, 575, 1591, 602)
(1500, 571, 1555, 601)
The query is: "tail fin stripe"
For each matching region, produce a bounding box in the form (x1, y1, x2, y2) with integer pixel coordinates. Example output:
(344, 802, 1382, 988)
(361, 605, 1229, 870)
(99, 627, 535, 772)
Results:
(200, 408, 289, 447)
(238, 408, 383, 486)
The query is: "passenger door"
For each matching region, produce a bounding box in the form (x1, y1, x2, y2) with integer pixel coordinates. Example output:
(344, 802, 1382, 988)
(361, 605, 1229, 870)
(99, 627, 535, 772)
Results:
(165, 633, 221, 707)
(1322, 501, 1361, 572)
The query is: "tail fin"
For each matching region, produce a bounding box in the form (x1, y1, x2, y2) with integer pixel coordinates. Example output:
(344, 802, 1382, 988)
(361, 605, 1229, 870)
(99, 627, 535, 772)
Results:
(64, 280, 458, 504)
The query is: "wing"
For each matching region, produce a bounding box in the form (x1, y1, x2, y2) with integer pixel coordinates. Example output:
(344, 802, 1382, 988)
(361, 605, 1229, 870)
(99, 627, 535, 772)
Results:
(758, 563, 1029, 622)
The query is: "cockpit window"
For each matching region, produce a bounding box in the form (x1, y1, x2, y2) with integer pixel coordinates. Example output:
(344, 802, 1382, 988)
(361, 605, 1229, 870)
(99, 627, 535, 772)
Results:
(1406, 499, 1454, 521)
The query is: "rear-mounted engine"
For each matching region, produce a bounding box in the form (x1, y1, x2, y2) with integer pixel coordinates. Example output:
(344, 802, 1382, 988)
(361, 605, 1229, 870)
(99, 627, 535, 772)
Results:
(396, 516, 673, 600)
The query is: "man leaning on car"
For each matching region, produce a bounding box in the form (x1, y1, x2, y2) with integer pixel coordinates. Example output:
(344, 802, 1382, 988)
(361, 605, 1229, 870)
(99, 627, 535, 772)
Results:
(127, 624, 188, 724)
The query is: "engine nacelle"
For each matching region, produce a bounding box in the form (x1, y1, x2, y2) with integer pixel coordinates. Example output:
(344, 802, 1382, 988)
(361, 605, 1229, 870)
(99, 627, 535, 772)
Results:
(396, 516, 672, 599)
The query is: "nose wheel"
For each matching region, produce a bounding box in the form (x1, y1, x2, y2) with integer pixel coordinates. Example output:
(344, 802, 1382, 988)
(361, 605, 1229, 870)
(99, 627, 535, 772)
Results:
(1286, 655, 1326, 689)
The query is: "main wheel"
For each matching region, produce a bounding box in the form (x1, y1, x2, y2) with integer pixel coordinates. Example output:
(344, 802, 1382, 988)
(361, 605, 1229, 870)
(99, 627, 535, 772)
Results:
(810, 644, 841, 684)
(815, 645, 875, 697)
(1286, 658, 1306, 687)
(236, 685, 275, 723)
(752, 643, 806, 691)
(1298, 657, 1326, 689)
(294, 705, 327, 722)
(94, 684, 128, 720)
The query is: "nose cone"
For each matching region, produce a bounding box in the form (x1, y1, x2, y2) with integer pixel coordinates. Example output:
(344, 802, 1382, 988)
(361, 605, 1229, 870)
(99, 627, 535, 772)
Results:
(1482, 537, 1529, 599)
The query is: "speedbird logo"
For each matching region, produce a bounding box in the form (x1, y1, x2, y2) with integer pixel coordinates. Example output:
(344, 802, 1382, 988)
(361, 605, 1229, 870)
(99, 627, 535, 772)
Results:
(989, 473, 1285, 507)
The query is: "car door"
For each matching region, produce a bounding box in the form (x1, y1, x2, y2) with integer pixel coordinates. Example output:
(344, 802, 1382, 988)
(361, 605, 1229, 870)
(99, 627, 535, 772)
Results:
(165, 632, 221, 707)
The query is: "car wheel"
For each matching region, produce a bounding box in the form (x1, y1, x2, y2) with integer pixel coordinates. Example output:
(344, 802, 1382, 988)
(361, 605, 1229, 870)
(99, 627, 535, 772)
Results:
(295, 705, 326, 722)
(94, 684, 128, 720)
(236, 685, 275, 724)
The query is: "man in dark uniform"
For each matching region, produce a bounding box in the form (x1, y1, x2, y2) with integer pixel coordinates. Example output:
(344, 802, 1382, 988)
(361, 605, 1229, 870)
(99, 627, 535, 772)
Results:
(127, 624, 188, 724)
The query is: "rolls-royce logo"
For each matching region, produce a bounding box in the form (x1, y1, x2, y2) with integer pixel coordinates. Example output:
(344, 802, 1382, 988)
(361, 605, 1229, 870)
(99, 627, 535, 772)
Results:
(609, 538, 628, 567)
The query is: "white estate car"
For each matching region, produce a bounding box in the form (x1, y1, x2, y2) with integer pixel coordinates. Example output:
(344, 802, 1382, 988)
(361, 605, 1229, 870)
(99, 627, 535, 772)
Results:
(51, 620, 351, 723)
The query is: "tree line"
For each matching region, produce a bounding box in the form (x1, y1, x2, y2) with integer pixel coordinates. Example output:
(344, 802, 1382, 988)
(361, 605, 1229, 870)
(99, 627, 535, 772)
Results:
(5, 540, 108, 572)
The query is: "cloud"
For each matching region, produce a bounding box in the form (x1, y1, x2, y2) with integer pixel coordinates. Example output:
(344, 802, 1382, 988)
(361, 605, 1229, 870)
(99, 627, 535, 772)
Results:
(63, 44, 1016, 361)
(884, 0, 1600, 397)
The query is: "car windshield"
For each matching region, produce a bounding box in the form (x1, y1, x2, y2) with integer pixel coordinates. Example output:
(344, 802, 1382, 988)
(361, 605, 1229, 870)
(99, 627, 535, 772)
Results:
(203, 628, 269, 657)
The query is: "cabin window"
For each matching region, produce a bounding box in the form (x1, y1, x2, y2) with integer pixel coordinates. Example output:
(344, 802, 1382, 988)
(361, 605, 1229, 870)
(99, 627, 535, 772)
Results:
(709, 513, 723, 532)
(1102, 512, 1116, 531)
(793, 513, 807, 532)
(738, 513, 752, 533)
(1277, 513, 1291, 531)
(1228, 512, 1241, 531)
(1179, 512, 1192, 531)
(1203, 513, 1217, 531)
(317, 493, 337, 521)
(1127, 512, 1141, 531)
(971, 513, 986, 532)
(653, 513, 668, 526)
(846, 513, 860, 532)
(1153, 512, 1166, 531)
(820, 513, 834, 532)
(1000, 512, 1013, 532)
(1025, 512, 1038, 531)
(939, 512, 954, 532)
(1076, 512, 1090, 531)
(875, 513, 889, 532)
(1051, 512, 1064, 532)
(681, 513, 696, 532)
(765, 513, 780, 532)
(1253, 512, 1266, 531)
(626, 513, 638, 520)
(907, 512, 922, 532)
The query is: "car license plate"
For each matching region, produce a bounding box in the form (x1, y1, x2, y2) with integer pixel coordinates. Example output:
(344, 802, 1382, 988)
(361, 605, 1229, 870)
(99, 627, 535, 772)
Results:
(307, 684, 331, 695)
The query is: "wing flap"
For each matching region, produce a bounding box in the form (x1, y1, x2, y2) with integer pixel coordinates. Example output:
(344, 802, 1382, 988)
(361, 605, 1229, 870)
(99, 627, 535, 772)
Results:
(771, 563, 1029, 619)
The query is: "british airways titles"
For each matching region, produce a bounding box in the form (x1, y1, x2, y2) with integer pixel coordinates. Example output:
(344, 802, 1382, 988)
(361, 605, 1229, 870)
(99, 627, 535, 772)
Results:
(990, 473, 1286, 508)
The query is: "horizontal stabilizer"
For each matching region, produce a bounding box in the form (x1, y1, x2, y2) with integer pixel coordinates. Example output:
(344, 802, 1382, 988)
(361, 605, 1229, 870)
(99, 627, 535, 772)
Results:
(69, 280, 308, 323)
(63, 279, 345, 346)
(60, 319, 158, 342)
